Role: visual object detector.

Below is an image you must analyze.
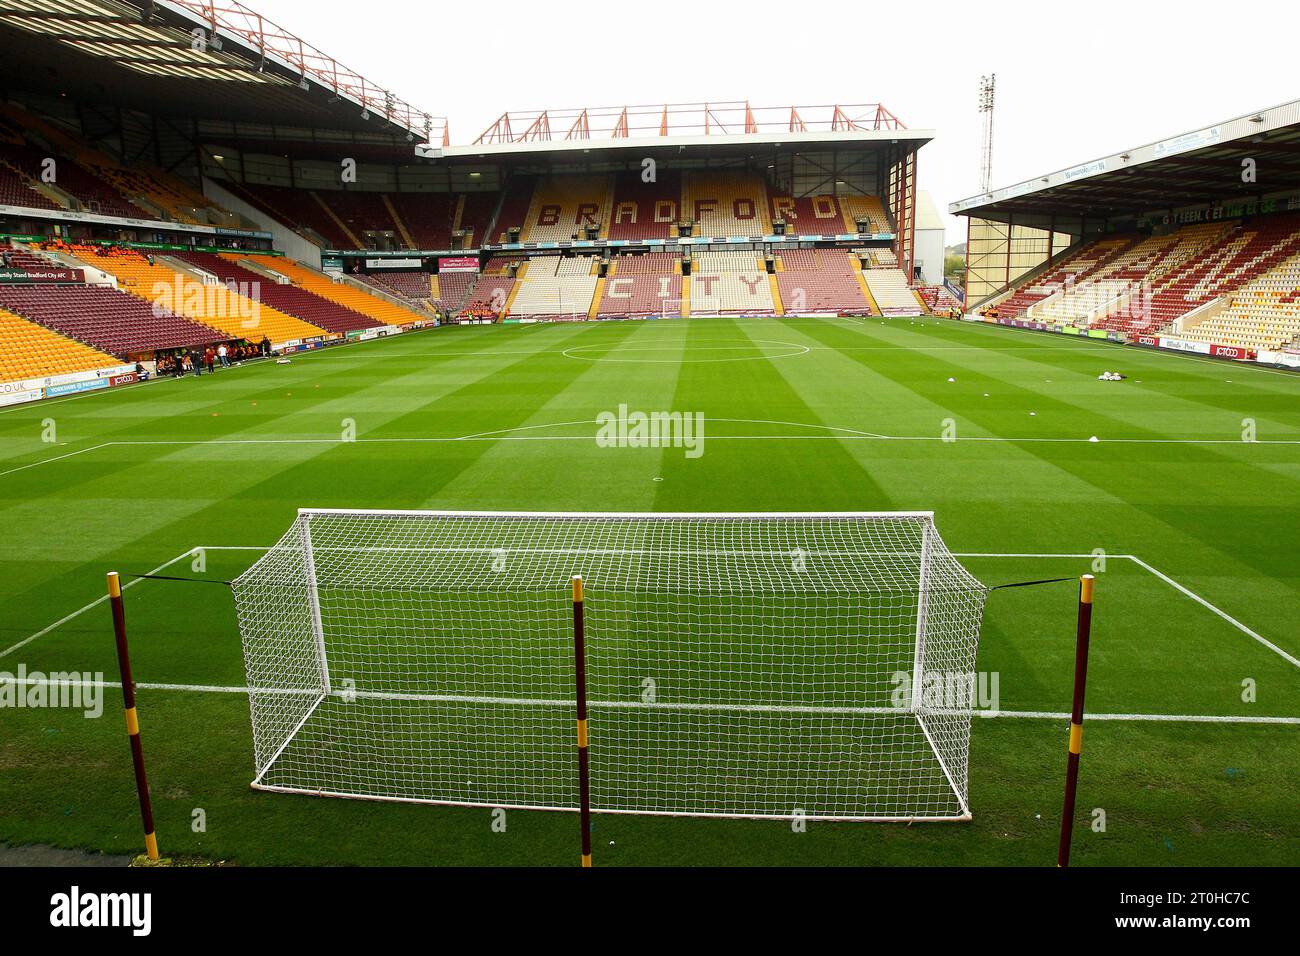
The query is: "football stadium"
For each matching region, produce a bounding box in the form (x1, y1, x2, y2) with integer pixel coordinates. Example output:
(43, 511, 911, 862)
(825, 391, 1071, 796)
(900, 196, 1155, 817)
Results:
(0, 0, 1296, 892)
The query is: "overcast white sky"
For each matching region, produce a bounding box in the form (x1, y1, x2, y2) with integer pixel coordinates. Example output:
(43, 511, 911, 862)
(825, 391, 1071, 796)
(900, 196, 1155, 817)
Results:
(252, 0, 1298, 245)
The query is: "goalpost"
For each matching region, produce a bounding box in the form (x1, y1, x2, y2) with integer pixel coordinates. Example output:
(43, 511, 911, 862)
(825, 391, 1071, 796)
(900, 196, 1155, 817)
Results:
(231, 510, 987, 822)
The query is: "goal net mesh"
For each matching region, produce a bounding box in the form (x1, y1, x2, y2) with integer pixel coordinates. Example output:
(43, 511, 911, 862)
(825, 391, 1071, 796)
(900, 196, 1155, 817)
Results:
(232, 511, 986, 821)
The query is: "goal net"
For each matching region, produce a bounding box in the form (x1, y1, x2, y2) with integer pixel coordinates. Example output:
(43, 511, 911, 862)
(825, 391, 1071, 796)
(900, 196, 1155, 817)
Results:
(232, 510, 986, 821)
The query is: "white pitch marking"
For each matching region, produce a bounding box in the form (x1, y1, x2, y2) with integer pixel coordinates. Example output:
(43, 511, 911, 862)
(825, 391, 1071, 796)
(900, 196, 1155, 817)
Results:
(960, 552, 1300, 671)
(3, 427, 1295, 481)
(1125, 554, 1300, 669)
(0, 442, 115, 479)
(0, 547, 200, 660)
(3, 675, 1294, 727)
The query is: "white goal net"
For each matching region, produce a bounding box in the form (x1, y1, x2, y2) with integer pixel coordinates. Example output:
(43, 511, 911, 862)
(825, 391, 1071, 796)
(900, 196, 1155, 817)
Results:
(232, 510, 986, 821)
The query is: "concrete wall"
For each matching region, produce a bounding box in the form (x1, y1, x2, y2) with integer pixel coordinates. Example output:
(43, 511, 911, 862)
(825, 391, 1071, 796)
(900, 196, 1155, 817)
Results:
(201, 178, 323, 269)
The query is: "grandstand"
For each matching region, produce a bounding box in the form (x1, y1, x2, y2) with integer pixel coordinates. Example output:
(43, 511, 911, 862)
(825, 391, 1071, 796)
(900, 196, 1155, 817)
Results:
(1, 57, 929, 394)
(954, 101, 1300, 365)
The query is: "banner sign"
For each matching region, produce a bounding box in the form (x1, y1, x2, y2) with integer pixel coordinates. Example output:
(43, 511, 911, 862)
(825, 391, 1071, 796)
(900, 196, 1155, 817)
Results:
(0, 388, 42, 407)
(0, 203, 270, 240)
(437, 257, 480, 272)
(0, 267, 84, 283)
(45, 378, 109, 398)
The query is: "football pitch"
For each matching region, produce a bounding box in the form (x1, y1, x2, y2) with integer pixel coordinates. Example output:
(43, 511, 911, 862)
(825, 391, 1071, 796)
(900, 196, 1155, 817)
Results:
(1, 315, 1297, 866)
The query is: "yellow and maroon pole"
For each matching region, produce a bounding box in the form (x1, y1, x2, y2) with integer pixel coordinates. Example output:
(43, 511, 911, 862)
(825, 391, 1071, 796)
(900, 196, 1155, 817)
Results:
(1057, 573, 1094, 868)
(107, 571, 159, 862)
(571, 575, 593, 867)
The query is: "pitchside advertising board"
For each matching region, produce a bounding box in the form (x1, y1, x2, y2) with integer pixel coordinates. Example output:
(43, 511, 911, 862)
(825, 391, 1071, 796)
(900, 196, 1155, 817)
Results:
(0, 364, 136, 405)
(1136, 334, 1257, 361)
(989, 317, 1264, 363)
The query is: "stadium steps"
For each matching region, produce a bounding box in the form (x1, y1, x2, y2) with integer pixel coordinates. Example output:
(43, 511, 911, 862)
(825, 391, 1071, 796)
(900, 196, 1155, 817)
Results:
(599, 177, 616, 239)
(0, 306, 121, 384)
(381, 194, 419, 249)
(311, 192, 364, 249)
(768, 273, 784, 315)
(588, 277, 606, 320)
(452, 195, 466, 235)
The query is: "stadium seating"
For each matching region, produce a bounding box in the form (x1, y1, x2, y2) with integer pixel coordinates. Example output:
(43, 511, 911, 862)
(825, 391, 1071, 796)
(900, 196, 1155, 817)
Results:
(0, 157, 60, 210)
(487, 178, 537, 245)
(1136, 215, 1300, 331)
(507, 256, 598, 318)
(864, 267, 922, 314)
(457, 192, 500, 248)
(918, 285, 963, 314)
(460, 275, 515, 317)
(776, 248, 872, 314)
(170, 251, 380, 333)
(1174, 249, 1300, 350)
(323, 190, 404, 241)
(521, 177, 608, 243)
(0, 284, 222, 356)
(0, 141, 149, 220)
(69, 244, 329, 347)
(387, 193, 457, 249)
(230, 183, 358, 249)
(689, 250, 774, 314)
(0, 306, 121, 383)
(1031, 226, 1225, 329)
(989, 235, 1137, 318)
(361, 272, 433, 302)
(771, 195, 848, 237)
(607, 171, 681, 241)
(683, 173, 772, 238)
(597, 253, 682, 316)
(838, 195, 892, 234)
(432, 271, 478, 313)
(248, 255, 425, 327)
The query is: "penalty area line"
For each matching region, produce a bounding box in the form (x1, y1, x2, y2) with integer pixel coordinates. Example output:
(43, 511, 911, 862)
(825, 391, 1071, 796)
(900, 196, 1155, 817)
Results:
(0, 547, 200, 660)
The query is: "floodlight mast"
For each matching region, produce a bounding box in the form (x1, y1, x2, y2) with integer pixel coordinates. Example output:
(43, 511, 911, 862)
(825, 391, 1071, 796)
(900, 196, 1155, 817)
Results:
(978, 74, 997, 194)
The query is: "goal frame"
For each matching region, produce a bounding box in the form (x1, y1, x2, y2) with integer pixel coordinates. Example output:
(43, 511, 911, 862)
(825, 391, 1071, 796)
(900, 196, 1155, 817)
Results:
(241, 508, 977, 823)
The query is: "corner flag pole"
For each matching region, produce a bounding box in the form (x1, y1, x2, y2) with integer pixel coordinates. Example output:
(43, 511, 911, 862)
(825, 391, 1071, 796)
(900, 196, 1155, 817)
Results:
(1057, 573, 1094, 868)
(107, 571, 160, 862)
(571, 575, 593, 868)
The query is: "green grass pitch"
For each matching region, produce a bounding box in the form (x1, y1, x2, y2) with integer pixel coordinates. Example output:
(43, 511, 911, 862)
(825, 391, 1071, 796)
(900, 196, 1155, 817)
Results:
(1, 315, 1296, 866)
